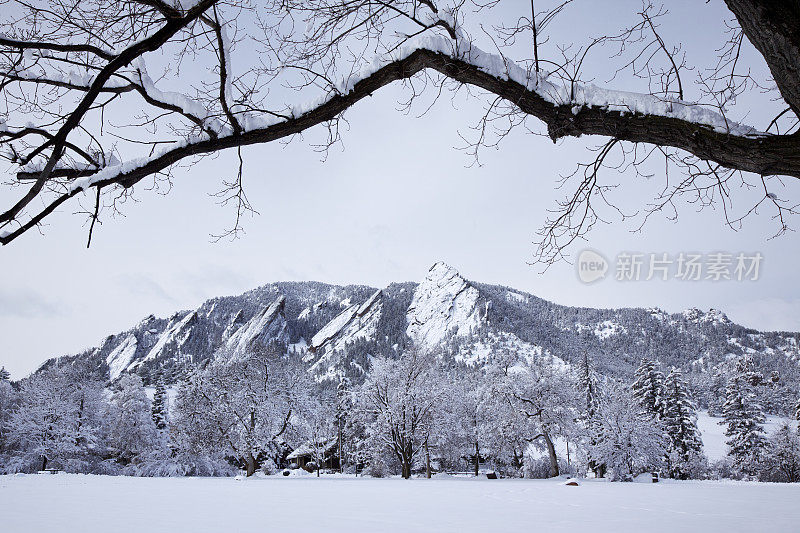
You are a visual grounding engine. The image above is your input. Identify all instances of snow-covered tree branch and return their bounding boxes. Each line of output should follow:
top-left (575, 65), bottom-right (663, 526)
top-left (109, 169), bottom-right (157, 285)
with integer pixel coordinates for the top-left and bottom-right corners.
top-left (2, 0), bottom-right (799, 258)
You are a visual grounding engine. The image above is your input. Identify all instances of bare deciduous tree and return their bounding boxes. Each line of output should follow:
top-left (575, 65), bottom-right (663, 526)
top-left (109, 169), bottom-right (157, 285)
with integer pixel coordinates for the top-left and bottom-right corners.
top-left (2, 0), bottom-right (799, 261)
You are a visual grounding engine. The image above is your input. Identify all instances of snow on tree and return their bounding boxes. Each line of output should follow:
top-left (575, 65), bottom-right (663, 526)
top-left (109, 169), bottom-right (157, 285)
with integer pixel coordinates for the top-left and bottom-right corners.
top-left (2, 2), bottom-right (800, 257)
top-left (0, 366), bottom-right (10, 381)
top-left (576, 351), bottom-right (605, 478)
top-left (500, 356), bottom-right (579, 478)
top-left (334, 377), bottom-right (350, 473)
top-left (172, 341), bottom-right (310, 476)
top-left (762, 422), bottom-right (800, 483)
top-left (151, 376), bottom-right (169, 432)
top-left (0, 377), bottom-right (16, 460)
top-left (301, 391), bottom-right (339, 477)
top-left (795, 396), bottom-right (800, 421)
top-left (442, 367), bottom-right (496, 477)
top-left (632, 359), bottom-right (666, 420)
top-left (590, 382), bottom-right (668, 482)
top-left (766, 423), bottom-right (800, 483)
top-left (662, 368), bottom-right (705, 479)
top-left (106, 374), bottom-right (159, 468)
top-left (5, 364), bottom-right (105, 472)
top-left (707, 368), bottom-right (728, 417)
top-left (354, 348), bottom-right (444, 479)
top-left (723, 374), bottom-right (767, 479)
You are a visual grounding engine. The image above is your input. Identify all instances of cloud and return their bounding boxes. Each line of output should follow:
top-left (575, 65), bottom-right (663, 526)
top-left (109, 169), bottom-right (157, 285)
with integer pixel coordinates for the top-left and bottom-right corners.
top-left (115, 273), bottom-right (177, 304)
top-left (174, 264), bottom-right (254, 301)
top-left (0, 288), bottom-right (66, 318)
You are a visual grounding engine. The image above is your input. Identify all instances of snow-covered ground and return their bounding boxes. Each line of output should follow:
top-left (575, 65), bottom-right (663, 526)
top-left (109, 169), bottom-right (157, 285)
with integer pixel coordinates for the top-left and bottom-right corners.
top-left (2, 474), bottom-right (799, 533)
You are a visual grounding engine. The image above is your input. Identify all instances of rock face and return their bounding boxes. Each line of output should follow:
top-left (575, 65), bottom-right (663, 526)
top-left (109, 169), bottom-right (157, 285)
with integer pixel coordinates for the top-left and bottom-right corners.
top-left (406, 262), bottom-right (485, 351)
top-left (306, 290), bottom-right (383, 380)
top-left (106, 334), bottom-right (138, 381)
top-left (36, 263), bottom-right (800, 398)
top-left (310, 290), bottom-right (382, 353)
top-left (223, 296), bottom-right (288, 360)
top-left (129, 310), bottom-right (203, 372)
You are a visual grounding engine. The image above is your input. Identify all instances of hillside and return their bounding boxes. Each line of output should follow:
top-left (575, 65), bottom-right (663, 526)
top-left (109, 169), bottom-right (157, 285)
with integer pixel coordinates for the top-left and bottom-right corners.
top-left (41, 262), bottom-right (800, 414)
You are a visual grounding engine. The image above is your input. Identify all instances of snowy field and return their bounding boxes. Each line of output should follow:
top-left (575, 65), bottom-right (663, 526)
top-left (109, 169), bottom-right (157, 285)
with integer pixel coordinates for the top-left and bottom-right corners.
top-left (2, 474), bottom-right (800, 533)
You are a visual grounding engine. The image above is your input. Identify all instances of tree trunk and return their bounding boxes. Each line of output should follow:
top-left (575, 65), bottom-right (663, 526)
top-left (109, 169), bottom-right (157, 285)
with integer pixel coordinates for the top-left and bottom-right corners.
top-left (512, 448), bottom-right (522, 472)
top-left (474, 441), bottom-right (480, 476)
top-left (543, 432), bottom-right (559, 478)
top-left (245, 453), bottom-right (256, 477)
top-left (425, 439), bottom-right (432, 479)
top-left (401, 458), bottom-right (411, 479)
top-left (725, 0), bottom-right (800, 116)
top-left (338, 422), bottom-right (344, 474)
top-left (41, 455), bottom-right (47, 472)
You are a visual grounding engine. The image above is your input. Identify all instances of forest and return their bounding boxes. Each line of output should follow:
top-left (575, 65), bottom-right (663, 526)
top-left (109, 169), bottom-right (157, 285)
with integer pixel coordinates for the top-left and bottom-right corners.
top-left (1, 344), bottom-right (798, 483)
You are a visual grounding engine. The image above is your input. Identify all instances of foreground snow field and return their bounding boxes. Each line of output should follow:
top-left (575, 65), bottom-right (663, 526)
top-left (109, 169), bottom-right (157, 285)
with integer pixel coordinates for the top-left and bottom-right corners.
top-left (2, 474), bottom-right (799, 533)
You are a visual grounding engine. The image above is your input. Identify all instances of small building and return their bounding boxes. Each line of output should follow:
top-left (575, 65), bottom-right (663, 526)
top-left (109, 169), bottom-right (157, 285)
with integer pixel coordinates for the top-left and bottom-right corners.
top-left (287, 438), bottom-right (340, 471)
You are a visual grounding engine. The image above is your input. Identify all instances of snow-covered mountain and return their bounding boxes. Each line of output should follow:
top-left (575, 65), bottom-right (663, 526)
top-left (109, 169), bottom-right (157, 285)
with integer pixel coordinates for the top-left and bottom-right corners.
top-left (407, 262), bottom-right (487, 351)
top-left (39, 262), bottom-right (800, 411)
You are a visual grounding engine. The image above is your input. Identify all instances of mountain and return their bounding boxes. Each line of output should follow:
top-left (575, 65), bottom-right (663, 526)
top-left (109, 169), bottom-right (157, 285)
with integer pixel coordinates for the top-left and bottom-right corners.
top-left (38, 262), bottom-right (800, 413)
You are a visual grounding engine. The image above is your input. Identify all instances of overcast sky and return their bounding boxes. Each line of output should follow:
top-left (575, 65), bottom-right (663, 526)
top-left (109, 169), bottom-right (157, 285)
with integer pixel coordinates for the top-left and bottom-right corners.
top-left (2, 1), bottom-right (800, 378)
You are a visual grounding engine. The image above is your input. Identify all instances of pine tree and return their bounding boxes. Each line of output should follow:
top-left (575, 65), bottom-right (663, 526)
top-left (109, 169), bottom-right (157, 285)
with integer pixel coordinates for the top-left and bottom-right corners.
top-left (577, 352), bottom-right (605, 477)
top-left (632, 359), bottom-right (665, 419)
top-left (151, 377), bottom-right (168, 431)
top-left (0, 366), bottom-right (10, 381)
top-left (663, 368), bottom-right (703, 479)
top-left (723, 375), bottom-right (767, 478)
top-left (578, 352), bottom-right (600, 418)
top-left (707, 368), bottom-right (727, 417)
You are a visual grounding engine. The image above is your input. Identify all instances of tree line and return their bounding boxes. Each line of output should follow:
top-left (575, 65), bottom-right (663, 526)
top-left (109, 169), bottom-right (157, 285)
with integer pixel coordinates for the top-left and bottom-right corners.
top-left (0, 348), bottom-right (798, 482)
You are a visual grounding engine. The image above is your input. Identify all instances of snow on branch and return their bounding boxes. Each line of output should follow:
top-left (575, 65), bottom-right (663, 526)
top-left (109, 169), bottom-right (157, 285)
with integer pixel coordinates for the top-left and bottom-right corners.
top-left (66, 34), bottom-right (768, 196)
top-left (2, 0), bottom-right (800, 247)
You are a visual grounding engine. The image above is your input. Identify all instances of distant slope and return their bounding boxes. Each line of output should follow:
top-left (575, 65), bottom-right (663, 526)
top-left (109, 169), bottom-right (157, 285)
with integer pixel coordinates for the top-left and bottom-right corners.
top-left (38, 263), bottom-right (800, 414)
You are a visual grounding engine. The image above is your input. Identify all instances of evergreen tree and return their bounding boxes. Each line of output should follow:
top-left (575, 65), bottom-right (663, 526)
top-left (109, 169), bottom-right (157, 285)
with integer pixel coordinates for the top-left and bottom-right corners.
top-left (632, 359), bottom-right (665, 419)
top-left (663, 368), bottom-right (703, 479)
top-left (707, 368), bottom-right (727, 417)
top-left (577, 352), bottom-right (605, 477)
top-left (0, 366), bottom-right (10, 381)
top-left (723, 375), bottom-right (767, 478)
top-left (151, 377), bottom-right (168, 432)
top-left (578, 352), bottom-right (600, 418)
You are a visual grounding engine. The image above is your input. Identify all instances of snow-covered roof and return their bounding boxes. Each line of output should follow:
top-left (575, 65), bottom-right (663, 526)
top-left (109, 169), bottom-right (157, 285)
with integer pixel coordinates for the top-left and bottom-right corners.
top-left (287, 438), bottom-right (338, 460)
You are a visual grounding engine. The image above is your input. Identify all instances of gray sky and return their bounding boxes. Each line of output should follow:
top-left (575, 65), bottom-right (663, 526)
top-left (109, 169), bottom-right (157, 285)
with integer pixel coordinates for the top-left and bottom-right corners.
top-left (2, 1), bottom-right (800, 378)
